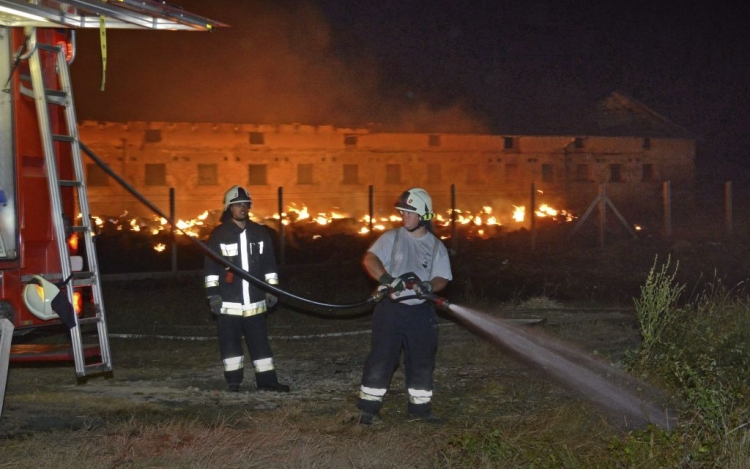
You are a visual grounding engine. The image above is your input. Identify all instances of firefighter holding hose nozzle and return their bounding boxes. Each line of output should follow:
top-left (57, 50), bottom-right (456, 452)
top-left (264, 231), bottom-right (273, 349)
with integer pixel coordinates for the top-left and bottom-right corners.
top-left (357, 188), bottom-right (453, 425)
top-left (204, 185), bottom-right (290, 393)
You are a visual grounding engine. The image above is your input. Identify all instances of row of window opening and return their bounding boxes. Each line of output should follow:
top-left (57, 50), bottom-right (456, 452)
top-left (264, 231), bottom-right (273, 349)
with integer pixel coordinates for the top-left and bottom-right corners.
top-left (87, 163), bottom-right (658, 187)
top-left (142, 130), bottom-right (649, 150)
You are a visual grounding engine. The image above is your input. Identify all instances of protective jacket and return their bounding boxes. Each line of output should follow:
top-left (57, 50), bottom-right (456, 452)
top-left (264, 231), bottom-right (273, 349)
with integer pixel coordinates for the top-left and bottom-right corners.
top-left (204, 216), bottom-right (283, 391)
top-left (204, 219), bottom-right (278, 315)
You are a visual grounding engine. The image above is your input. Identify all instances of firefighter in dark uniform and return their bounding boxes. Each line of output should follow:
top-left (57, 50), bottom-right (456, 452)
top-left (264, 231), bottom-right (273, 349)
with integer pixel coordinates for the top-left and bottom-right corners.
top-left (357, 188), bottom-right (453, 424)
top-left (204, 185), bottom-right (289, 393)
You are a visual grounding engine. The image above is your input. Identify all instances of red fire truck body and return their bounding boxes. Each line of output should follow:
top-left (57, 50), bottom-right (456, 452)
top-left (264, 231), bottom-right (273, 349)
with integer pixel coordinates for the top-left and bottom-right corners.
top-left (1, 27), bottom-right (71, 333)
top-left (0, 0), bottom-right (224, 417)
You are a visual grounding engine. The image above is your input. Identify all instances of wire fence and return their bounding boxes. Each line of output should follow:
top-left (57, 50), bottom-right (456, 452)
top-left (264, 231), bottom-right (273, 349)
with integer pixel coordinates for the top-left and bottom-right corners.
top-left (88, 180), bottom-right (748, 261)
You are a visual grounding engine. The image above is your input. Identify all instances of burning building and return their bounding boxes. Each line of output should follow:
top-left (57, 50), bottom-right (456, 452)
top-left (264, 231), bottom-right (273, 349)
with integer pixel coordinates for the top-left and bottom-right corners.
top-left (78, 92), bottom-right (694, 230)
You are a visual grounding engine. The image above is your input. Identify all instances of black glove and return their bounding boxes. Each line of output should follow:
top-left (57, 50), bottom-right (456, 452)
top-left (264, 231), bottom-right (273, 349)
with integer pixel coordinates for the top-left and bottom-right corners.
top-left (208, 295), bottom-right (222, 315)
top-left (379, 273), bottom-right (405, 292)
top-left (415, 280), bottom-right (433, 298)
top-left (266, 293), bottom-right (278, 309)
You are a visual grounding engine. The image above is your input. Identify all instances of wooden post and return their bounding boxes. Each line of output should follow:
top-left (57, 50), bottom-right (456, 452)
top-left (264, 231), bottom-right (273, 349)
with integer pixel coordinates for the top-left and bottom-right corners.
top-left (598, 184), bottom-right (606, 248)
top-left (277, 186), bottom-right (285, 266)
top-left (451, 184), bottom-right (457, 251)
top-left (368, 185), bottom-right (374, 235)
top-left (662, 181), bottom-right (672, 239)
top-left (725, 181), bottom-right (733, 235)
top-left (170, 187), bottom-right (176, 272)
top-left (530, 183), bottom-right (537, 251)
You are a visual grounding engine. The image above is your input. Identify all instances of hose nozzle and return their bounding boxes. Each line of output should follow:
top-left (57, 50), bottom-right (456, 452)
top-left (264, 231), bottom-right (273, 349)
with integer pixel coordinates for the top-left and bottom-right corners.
top-left (419, 292), bottom-right (452, 312)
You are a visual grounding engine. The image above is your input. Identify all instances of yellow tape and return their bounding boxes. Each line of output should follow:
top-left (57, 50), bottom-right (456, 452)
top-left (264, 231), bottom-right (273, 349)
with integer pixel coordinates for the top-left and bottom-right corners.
top-left (99, 15), bottom-right (107, 91)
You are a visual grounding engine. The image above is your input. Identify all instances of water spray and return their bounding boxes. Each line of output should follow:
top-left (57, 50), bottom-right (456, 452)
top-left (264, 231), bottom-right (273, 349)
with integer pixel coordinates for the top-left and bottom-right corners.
top-left (415, 288), bottom-right (675, 430)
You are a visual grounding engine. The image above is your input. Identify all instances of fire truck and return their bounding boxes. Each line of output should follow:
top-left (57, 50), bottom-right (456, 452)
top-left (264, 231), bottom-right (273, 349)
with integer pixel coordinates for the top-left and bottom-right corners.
top-left (0, 0), bottom-right (224, 417)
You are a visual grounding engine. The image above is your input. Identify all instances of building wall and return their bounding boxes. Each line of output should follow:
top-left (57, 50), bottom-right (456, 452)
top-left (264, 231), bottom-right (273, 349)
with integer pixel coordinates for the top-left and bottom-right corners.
top-left (79, 121), bottom-right (695, 224)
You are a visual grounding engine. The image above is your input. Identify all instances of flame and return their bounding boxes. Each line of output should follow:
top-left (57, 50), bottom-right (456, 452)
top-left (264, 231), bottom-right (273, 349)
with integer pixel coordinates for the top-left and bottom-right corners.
top-left (67, 234), bottom-right (78, 252)
top-left (90, 200), bottom-right (575, 248)
top-left (536, 204), bottom-right (558, 217)
top-left (73, 291), bottom-right (83, 314)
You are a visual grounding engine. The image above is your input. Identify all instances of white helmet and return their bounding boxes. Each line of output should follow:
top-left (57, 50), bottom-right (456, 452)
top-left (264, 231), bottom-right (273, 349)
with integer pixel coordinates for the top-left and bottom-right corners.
top-left (223, 185), bottom-right (252, 210)
top-left (395, 187), bottom-right (435, 221)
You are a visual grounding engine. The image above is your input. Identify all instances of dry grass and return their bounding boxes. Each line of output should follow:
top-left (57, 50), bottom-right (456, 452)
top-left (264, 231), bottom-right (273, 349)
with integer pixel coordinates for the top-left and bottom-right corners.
top-left (1, 406), bottom-right (466, 468)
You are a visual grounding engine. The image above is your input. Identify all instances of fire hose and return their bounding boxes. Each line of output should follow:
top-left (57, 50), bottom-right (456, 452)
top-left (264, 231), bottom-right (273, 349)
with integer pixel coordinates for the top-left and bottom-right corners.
top-left (80, 143), bottom-right (388, 313)
top-left (70, 154), bottom-right (675, 429)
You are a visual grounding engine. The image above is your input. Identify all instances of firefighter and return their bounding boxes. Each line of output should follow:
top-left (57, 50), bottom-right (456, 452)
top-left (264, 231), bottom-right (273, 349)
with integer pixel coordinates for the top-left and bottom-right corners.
top-left (357, 188), bottom-right (453, 424)
top-left (204, 185), bottom-right (290, 393)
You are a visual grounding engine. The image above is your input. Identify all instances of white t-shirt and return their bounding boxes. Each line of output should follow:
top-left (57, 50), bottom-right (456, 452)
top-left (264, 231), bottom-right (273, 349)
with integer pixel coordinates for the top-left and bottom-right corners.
top-left (368, 227), bottom-right (453, 305)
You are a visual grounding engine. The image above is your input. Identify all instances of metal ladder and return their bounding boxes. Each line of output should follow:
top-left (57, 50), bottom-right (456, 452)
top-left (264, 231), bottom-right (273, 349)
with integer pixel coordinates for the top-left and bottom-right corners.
top-left (24, 28), bottom-right (112, 377)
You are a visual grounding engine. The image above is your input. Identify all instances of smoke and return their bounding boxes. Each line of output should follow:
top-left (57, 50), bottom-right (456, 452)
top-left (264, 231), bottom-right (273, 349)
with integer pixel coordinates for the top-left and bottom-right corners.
top-left (70, 0), bottom-right (487, 133)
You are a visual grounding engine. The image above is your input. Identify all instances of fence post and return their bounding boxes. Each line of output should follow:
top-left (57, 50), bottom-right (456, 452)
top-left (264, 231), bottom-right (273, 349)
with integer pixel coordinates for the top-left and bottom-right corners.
top-left (598, 184), bottom-right (606, 248)
top-left (662, 181), bottom-right (672, 239)
top-left (368, 185), bottom-right (374, 235)
top-left (170, 187), bottom-right (176, 272)
top-left (450, 184), bottom-right (457, 252)
top-left (530, 182), bottom-right (537, 251)
top-left (725, 181), bottom-right (733, 235)
top-left (277, 186), bottom-right (285, 266)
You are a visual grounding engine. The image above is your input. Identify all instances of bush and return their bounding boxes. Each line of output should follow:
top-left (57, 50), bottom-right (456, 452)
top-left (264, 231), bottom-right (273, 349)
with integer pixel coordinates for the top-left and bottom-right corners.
top-left (628, 259), bottom-right (750, 465)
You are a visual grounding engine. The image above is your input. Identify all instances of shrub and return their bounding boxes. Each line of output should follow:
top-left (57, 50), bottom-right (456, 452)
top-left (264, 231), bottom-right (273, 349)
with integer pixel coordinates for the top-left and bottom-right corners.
top-left (628, 258), bottom-right (750, 465)
top-left (632, 255), bottom-right (684, 365)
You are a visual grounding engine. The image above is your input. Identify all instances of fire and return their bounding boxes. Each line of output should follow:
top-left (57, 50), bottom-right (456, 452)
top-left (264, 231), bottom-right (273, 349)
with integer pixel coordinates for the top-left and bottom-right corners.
top-left (536, 204), bottom-right (558, 217)
top-left (88, 200), bottom-right (576, 248)
top-left (173, 211), bottom-right (209, 237)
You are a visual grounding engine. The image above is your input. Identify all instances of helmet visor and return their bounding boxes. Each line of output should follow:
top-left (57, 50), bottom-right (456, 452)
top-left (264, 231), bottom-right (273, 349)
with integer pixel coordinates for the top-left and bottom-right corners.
top-left (395, 191), bottom-right (419, 214)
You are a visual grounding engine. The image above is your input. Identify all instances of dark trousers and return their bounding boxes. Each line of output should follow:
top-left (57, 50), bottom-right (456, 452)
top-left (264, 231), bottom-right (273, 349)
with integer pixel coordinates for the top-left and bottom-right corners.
top-left (359, 300), bottom-right (438, 415)
top-left (217, 313), bottom-right (278, 387)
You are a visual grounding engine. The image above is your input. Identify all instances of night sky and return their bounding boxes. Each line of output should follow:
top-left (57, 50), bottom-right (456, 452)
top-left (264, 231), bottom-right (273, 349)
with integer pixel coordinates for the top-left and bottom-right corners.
top-left (70, 1), bottom-right (750, 184)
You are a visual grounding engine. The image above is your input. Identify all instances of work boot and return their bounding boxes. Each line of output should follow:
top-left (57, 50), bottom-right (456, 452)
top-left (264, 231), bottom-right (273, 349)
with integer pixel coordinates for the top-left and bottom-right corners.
top-left (258, 382), bottom-right (290, 392)
top-left (408, 412), bottom-right (444, 425)
top-left (358, 410), bottom-right (382, 425)
top-left (227, 383), bottom-right (241, 393)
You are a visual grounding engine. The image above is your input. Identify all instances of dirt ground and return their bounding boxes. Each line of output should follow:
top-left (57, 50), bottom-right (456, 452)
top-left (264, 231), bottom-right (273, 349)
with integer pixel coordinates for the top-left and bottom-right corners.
top-left (1, 229), bottom-right (748, 464)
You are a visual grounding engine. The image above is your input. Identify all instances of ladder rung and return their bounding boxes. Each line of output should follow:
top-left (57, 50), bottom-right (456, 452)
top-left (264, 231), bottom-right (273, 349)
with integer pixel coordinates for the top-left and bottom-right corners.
top-left (59, 180), bottom-right (82, 187)
top-left (70, 226), bottom-right (90, 233)
top-left (53, 134), bottom-right (76, 142)
top-left (72, 278), bottom-right (94, 287)
top-left (45, 90), bottom-right (69, 106)
top-left (19, 83), bottom-right (33, 99)
top-left (45, 89), bottom-right (66, 98)
top-left (71, 271), bottom-right (96, 287)
top-left (36, 43), bottom-right (62, 53)
top-left (78, 362), bottom-right (113, 377)
top-left (77, 317), bottom-right (102, 326)
top-left (72, 271), bottom-right (95, 279)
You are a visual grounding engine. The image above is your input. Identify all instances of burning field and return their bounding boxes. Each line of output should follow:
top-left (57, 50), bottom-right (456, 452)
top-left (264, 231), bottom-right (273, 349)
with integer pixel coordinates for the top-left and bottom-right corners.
top-left (2, 215), bottom-right (750, 466)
